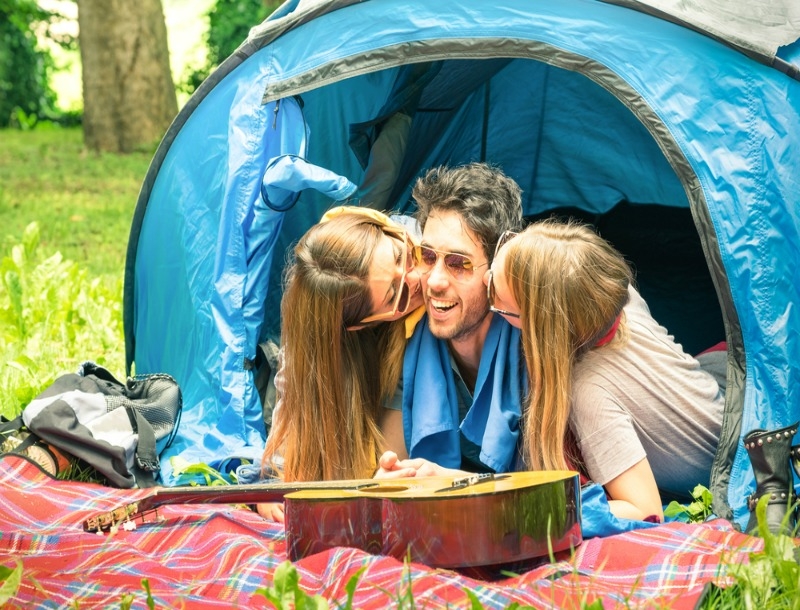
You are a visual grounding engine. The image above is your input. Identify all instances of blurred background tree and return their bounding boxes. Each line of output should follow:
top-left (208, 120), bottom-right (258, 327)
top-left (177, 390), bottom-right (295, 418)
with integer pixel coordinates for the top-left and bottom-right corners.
top-left (76, 0), bottom-right (178, 153)
top-left (1, 0), bottom-right (281, 140)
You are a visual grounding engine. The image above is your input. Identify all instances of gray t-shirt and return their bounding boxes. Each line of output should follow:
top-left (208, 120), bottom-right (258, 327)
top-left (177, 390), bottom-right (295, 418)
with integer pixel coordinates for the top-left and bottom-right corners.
top-left (569, 286), bottom-right (725, 500)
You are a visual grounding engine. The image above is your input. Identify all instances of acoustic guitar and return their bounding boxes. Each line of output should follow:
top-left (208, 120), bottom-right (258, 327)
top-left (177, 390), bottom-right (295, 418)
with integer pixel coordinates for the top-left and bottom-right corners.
top-left (83, 471), bottom-right (582, 570)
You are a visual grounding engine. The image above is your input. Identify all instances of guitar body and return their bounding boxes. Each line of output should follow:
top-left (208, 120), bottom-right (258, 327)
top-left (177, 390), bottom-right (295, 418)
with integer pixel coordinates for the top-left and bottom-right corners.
top-left (284, 471), bottom-right (581, 569)
top-left (83, 471), bottom-right (581, 570)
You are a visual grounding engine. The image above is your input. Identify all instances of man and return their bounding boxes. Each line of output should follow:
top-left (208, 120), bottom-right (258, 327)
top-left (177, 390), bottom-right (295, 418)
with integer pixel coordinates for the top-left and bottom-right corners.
top-left (381, 162), bottom-right (525, 475)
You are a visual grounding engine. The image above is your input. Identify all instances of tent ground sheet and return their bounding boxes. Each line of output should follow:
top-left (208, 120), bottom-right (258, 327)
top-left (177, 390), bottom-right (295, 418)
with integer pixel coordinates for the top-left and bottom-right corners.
top-left (0, 455), bottom-right (762, 609)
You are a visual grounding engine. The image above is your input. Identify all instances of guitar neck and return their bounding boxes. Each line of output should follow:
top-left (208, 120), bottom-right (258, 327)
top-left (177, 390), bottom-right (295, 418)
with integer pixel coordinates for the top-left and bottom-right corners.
top-left (83, 479), bottom-right (379, 532)
top-left (136, 479), bottom-right (376, 513)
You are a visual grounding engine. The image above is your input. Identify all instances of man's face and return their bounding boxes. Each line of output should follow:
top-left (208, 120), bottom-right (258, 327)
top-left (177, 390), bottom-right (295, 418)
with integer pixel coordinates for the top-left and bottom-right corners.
top-left (420, 210), bottom-right (491, 342)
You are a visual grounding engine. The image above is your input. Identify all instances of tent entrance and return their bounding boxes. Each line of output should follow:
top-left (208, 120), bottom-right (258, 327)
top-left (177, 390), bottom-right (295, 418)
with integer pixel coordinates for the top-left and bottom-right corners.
top-left (263, 55), bottom-right (730, 358)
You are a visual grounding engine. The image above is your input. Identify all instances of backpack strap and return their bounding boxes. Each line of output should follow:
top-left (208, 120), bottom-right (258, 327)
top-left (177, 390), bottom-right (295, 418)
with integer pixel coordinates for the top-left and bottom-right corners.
top-left (0, 415), bottom-right (25, 441)
top-left (0, 421), bottom-right (62, 476)
top-left (127, 407), bottom-right (159, 487)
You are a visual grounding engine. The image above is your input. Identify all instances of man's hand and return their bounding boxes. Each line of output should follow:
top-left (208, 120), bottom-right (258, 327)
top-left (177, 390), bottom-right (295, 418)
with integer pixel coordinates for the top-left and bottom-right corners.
top-left (374, 451), bottom-right (467, 478)
top-left (374, 451), bottom-right (418, 478)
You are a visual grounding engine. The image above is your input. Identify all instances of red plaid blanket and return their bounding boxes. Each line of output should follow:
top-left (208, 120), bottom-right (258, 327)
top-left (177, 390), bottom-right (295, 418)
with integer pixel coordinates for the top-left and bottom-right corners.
top-left (0, 455), bottom-right (761, 609)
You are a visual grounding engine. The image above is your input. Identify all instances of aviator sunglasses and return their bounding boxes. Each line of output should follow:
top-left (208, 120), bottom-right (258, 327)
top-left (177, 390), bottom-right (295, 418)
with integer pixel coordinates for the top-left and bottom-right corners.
top-left (356, 227), bottom-right (417, 325)
top-left (414, 245), bottom-right (487, 281)
top-left (487, 230), bottom-right (520, 318)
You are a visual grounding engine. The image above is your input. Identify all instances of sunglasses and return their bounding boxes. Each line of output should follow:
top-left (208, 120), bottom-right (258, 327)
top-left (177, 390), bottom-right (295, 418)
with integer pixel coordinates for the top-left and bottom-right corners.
top-left (487, 230), bottom-right (520, 318)
top-left (357, 228), bottom-right (416, 325)
top-left (414, 245), bottom-right (487, 282)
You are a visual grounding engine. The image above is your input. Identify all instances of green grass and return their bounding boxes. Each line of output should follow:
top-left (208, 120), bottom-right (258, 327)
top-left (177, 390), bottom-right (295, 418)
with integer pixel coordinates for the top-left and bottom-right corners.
top-left (0, 126), bottom-right (153, 282)
top-left (0, 127), bottom-right (146, 418)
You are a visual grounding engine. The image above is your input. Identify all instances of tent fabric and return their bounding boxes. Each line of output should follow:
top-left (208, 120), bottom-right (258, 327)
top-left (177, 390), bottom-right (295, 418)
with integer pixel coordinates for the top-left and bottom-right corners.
top-left (603, 0), bottom-right (800, 65)
top-left (254, 0), bottom-right (800, 65)
top-left (124, 0), bottom-right (800, 530)
top-left (0, 455), bottom-right (765, 609)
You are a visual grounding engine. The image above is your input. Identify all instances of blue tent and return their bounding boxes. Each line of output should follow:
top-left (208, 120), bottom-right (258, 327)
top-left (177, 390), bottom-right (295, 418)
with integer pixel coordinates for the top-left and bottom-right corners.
top-left (125, 0), bottom-right (800, 528)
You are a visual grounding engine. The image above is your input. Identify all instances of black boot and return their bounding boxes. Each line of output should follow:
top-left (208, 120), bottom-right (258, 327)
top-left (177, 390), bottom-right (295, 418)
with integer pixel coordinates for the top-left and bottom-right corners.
top-left (743, 422), bottom-right (798, 536)
top-left (791, 444), bottom-right (800, 480)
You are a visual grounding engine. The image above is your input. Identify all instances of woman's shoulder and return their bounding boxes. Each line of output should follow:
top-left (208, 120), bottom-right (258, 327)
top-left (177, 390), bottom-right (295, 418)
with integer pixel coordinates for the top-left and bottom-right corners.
top-left (623, 284), bottom-right (650, 317)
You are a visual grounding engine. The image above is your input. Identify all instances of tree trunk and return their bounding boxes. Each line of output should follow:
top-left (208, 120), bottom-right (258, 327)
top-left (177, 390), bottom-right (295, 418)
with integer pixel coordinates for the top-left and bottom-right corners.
top-left (77, 0), bottom-right (178, 153)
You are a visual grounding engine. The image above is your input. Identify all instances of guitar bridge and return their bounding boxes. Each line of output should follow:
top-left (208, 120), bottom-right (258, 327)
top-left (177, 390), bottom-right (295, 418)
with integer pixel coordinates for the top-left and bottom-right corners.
top-left (435, 472), bottom-right (506, 493)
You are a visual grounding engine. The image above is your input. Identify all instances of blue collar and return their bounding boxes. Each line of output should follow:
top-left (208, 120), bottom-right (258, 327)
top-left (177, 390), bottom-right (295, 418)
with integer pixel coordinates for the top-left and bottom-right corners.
top-left (401, 314), bottom-right (523, 472)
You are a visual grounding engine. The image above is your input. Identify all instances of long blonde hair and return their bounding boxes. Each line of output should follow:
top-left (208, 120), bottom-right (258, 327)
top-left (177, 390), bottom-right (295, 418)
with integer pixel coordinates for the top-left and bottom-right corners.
top-left (264, 212), bottom-right (406, 481)
top-left (503, 219), bottom-right (632, 471)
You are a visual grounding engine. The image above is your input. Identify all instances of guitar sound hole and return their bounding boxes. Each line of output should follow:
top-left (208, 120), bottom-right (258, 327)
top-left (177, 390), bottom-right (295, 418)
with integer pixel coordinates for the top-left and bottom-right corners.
top-left (358, 485), bottom-right (409, 493)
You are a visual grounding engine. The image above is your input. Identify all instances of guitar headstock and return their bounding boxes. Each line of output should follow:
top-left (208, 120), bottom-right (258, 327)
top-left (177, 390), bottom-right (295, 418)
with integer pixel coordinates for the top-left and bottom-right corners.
top-left (83, 501), bottom-right (142, 533)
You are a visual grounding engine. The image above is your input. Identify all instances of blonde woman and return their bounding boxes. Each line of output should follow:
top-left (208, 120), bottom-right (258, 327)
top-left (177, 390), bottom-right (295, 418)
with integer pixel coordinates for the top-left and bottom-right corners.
top-left (486, 219), bottom-right (725, 521)
top-left (258, 207), bottom-right (424, 521)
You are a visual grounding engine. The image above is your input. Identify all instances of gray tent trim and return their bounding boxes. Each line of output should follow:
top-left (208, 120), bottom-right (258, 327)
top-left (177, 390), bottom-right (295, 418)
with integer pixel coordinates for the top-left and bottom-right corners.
top-left (603, 0), bottom-right (800, 63)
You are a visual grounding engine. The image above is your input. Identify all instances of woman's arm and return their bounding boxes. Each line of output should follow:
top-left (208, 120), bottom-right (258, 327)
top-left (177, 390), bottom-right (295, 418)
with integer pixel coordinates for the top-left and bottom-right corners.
top-left (379, 408), bottom-right (408, 460)
top-left (603, 458), bottom-right (664, 522)
top-left (258, 347), bottom-right (286, 522)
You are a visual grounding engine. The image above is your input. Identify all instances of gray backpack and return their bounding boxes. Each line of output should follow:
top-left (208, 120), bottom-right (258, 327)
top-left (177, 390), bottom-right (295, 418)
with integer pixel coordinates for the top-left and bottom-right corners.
top-left (0, 362), bottom-right (182, 488)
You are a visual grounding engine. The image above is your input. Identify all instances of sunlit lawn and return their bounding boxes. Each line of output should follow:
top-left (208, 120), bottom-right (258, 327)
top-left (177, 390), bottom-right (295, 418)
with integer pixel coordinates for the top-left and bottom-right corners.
top-left (0, 126), bottom-right (148, 417)
top-left (0, 126), bottom-right (153, 283)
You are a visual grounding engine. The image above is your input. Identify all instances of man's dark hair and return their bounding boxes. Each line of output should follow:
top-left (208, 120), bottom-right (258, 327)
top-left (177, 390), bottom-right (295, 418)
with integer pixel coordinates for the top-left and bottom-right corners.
top-left (412, 162), bottom-right (524, 261)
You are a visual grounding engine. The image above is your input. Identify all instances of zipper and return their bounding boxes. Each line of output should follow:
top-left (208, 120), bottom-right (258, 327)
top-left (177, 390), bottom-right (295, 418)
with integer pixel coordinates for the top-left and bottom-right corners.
top-left (272, 99), bottom-right (281, 129)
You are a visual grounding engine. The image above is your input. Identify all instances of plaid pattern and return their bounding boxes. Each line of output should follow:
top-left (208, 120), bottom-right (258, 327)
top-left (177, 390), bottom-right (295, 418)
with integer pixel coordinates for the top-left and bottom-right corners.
top-left (0, 455), bottom-right (761, 609)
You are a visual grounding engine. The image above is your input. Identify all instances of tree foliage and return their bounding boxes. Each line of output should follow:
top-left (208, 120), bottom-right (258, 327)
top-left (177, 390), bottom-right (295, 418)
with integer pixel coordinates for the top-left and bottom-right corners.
top-left (0, 0), bottom-right (59, 127)
top-left (180, 0), bottom-right (281, 95)
top-left (207, 0), bottom-right (282, 64)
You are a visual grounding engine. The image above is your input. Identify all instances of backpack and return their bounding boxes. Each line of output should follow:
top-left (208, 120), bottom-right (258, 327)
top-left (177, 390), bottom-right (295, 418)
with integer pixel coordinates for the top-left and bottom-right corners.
top-left (0, 362), bottom-right (182, 488)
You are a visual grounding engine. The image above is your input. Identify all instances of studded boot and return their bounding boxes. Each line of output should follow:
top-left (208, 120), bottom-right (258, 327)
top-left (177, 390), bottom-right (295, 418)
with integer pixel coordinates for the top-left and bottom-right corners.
top-left (743, 422), bottom-right (798, 536)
